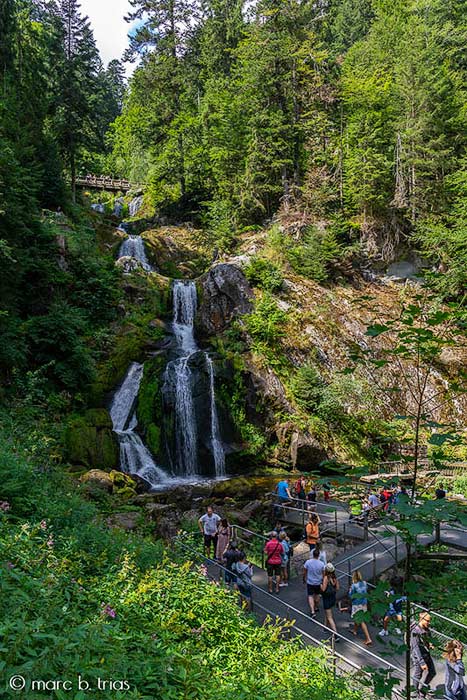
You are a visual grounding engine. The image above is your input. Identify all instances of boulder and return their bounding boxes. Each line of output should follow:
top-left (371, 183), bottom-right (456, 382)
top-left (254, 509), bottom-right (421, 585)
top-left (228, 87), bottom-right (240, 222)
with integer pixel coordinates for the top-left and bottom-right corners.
top-left (290, 431), bottom-right (328, 469)
top-left (197, 264), bottom-right (254, 337)
top-left (115, 256), bottom-right (145, 274)
top-left (80, 469), bottom-right (113, 493)
top-left (242, 500), bottom-right (263, 518)
top-left (106, 511), bottom-right (141, 531)
top-left (225, 509), bottom-right (251, 526)
top-left (65, 409), bottom-right (118, 470)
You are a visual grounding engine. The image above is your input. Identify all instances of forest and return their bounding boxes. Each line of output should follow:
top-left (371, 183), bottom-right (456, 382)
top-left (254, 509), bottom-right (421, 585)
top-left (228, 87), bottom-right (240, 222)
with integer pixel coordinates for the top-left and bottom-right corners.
top-left (0, 0), bottom-right (466, 699)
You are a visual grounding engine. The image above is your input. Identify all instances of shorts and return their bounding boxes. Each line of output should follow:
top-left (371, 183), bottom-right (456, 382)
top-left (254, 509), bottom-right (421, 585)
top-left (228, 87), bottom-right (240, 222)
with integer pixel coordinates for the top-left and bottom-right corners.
top-left (386, 609), bottom-right (402, 619)
top-left (237, 583), bottom-right (252, 598)
top-left (323, 594), bottom-right (336, 610)
top-left (224, 570), bottom-right (237, 585)
top-left (267, 563), bottom-right (281, 577)
top-left (307, 584), bottom-right (322, 596)
top-left (204, 534), bottom-right (218, 549)
top-left (351, 604), bottom-right (368, 618)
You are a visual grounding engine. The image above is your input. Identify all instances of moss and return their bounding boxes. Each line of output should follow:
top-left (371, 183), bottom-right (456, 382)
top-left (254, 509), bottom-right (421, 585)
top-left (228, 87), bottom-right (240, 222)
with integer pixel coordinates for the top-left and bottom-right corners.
top-left (136, 355), bottom-right (167, 459)
top-left (64, 410), bottom-right (118, 470)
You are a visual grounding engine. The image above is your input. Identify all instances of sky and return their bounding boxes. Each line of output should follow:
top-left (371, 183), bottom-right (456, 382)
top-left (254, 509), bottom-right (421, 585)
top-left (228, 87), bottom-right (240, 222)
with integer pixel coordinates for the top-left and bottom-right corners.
top-left (79, 0), bottom-right (137, 76)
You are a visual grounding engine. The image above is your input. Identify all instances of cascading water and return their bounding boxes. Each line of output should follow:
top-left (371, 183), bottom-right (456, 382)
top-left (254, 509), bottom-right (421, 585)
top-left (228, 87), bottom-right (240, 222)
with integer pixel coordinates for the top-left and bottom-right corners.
top-left (129, 195), bottom-right (143, 217)
top-left (118, 235), bottom-right (152, 271)
top-left (163, 280), bottom-right (225, 477)
top-left (110, 363), bottom-right (170, 487)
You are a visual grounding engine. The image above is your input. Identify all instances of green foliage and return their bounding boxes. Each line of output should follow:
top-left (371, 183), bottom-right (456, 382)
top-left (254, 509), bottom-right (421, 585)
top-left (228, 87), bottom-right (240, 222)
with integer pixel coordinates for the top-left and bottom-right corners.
top-left (0, 414), bottom-right (361, 700)
top-left (245, 256), bottom-right (284, 292)
top-left (244, 293), bottom-right (288, 347)
top-left (292, 364), bottom-right (325, 411)
top-left (287, 226), bottom-right (343, 283)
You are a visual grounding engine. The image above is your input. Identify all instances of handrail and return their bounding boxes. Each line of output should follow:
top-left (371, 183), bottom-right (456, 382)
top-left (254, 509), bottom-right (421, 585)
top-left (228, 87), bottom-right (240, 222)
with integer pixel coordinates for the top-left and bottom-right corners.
top-left (175, 534), bottom-right (405, 676)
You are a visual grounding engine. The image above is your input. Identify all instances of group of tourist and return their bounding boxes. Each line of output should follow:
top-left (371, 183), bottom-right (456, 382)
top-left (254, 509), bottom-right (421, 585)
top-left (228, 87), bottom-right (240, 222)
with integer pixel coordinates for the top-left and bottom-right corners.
top-left (275, 477), bottom-right (331, 512)
top-left (197, 499), bottom-right (465, 700)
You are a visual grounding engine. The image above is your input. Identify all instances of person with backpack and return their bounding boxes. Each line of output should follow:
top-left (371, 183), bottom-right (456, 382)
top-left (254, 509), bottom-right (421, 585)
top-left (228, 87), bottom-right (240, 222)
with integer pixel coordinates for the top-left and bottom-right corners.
top-left (349, 570), bottom-right (372, 646)
top-left (444, 640), bottom-right (465, 700)
top-left (411, 612), bottom-right (436, 699)
top-left (232, 553), bottom-right (253, 611)
top-left (378, 576), bottom-right (407, 637)
top-left (264, 531), bottom-right (284, 594)
top-left (222, 540), bottom-right (244, 587)
top-left (321, 563), bottom-right (340, 638)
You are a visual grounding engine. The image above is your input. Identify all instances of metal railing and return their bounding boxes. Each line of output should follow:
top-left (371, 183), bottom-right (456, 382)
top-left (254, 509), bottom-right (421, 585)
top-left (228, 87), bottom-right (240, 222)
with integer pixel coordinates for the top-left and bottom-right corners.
top-left (174, 534), bottom-right (409, 699)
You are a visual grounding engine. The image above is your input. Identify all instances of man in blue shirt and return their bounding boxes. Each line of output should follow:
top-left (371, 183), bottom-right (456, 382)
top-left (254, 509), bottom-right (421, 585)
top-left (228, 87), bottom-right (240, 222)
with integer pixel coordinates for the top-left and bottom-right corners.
top-left (275, 479), bottom-right (291, 503)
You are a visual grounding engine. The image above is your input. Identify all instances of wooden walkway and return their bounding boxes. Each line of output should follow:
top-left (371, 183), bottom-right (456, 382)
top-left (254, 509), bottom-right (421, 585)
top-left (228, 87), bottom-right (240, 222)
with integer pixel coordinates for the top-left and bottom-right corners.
top-left (76, 176), bottom-right (143, 192)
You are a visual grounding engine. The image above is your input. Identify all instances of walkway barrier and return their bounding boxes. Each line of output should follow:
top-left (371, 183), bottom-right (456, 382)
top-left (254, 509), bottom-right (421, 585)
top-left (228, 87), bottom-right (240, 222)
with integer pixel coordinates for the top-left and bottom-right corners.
top-left (174, 533), bottom-right (409, 700)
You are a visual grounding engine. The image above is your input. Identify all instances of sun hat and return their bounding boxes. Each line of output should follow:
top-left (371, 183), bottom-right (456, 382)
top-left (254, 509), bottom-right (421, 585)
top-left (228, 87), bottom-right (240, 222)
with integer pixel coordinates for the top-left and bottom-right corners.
top-left (325, 563), bottom-right (335, 573)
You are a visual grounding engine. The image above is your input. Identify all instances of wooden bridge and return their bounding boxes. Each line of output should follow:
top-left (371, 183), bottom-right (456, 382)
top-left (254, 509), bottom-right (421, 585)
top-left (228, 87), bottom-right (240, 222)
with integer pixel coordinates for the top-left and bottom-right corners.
top-left (76, 175), bottom-right (144, 192)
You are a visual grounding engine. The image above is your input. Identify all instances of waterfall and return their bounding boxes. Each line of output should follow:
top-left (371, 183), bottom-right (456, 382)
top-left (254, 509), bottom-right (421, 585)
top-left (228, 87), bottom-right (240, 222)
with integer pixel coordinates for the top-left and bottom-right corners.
top-left (129, 195), bottom-right (143, 217)
top-left (163, 280), bottom-right (225, 477)
top-left (110, 363), bottom-right (170, 488)
top-left (206, 355), bottom-right (226, 476)
top-left (118, 235), bottom-right (152, 272)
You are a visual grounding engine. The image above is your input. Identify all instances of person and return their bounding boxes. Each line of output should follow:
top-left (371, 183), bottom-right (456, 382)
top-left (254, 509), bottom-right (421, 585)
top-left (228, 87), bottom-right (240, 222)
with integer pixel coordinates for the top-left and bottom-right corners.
top-left (321, 563), bottom-right (340, 638)
top-left (349, 495), bottom-right (362, 521)
top-left (411, 612), bottom-right (436, 699)
top-left (305, 513), bottom-right (320, 550)
top-left (349, 570), bottom-right (372, 646)
top-left (368, 490), bottom-right (380, 518)
top-left (295, 475), bottom-right (307, 507)
top-left (222, 540), bottom-right (244, 587)
top-left (307, 483), bottom-right (317, 512)
top-left (279, 531), bottom-right (290, 587)
top-left (273, 521), bottom-right (287, 537)
top-left (315, 540), bottom-right (327, 566)
top-left (323, 482), bottom-right (331, 502)
top-left (303, 547), bottom-right (325, 618)
top-left (216, 518), bottom-right (231, 561)
top-left (275, 478), bottom-right (292, 503)
top-left (233, 553), bottom-right (253, 611)
top-left (444, 640), bottom-right (466, 700)
top-left (198, 506), bottom-right (221, 558)
top-left (378, 576), bottom-right (407, 637)
top-left (436, 483), bottom-right (447, 500)
top-left (264, 531), bottom-right (284, 594)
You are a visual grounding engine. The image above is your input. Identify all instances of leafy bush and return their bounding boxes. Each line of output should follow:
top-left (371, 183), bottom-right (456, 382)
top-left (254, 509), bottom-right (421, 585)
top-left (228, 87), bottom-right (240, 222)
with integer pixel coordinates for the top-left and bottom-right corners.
top-left (292, 364), bottom-right (326, 411)
top-left (287, 226), bottom-right (343, 283)
top-left (245, 256), bottom-right (283, 292)
top-left (244, 293), bottom-right (288, 346)
top-left (0, 419), bottom-right (360, 700)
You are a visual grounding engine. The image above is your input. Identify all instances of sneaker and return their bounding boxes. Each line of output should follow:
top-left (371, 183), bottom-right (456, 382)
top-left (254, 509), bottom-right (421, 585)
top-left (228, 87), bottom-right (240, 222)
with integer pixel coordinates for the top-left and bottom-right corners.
top-left (395, 628), bottom-right (402, 635)
top-left (378, 629), bottom-right (388, 637)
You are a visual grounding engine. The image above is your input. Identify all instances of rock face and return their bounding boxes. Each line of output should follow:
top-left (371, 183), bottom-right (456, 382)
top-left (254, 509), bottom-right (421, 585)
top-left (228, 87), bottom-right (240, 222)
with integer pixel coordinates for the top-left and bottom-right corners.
top-left (80, 469), bottom-right (114, 492)
top-left (197, 264), bottom-right (254, 337)
top-left (290, 431), bottom-right (328, 469)
top-left (65, 409), bottom-right (119, 470)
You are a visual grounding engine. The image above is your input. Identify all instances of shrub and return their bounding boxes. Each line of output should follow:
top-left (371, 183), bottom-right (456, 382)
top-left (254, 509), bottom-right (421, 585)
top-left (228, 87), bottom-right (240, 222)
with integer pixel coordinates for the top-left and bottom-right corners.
top-left (287, 226), bottom-right (343, 283)
top-left (245, 256), bottom-right (283, 292)
top-left (292, 364), bottom-right (325, 411)
top-left (244, 293), bottom-right (288, 346)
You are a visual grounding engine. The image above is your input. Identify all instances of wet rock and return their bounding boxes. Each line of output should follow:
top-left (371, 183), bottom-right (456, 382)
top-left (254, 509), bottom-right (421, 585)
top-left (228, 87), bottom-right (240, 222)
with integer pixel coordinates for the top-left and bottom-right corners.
top-left (197, 264), bottom-right (254, 337)
top-left (242, 500), bottom-right (263, 518)
top-left (115, 256), bottom-right (146, 274)
top-left (224, 509), bottom-right (250, 526)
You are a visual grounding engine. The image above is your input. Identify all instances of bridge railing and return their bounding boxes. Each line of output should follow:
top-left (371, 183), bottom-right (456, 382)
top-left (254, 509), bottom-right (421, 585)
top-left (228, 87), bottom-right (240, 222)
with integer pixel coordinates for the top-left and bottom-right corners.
top-left (174, 533), bottom-right (410, 699)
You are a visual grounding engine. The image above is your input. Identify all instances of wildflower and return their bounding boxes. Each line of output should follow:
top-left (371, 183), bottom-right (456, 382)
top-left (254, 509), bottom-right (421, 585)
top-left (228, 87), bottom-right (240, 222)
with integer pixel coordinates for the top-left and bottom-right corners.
top-left (102, 604), bottom-right (116, 619)
top-left (6, 562), bottom-right (15, 570)
top-left (46, 538), bottom-right (54, 548)
top-left (0, 501), bottom-right (11, 512)
top-left (199, 564), bottom-right (208, 577)
top-left (40, 520), bottom-right (47, 530)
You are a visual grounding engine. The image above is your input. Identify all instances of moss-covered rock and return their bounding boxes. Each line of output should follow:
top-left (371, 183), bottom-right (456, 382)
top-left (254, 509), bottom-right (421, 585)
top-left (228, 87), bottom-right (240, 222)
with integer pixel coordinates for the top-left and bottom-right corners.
top-left (64, 409), bottom-right (118, 470)
top-left (142, 227), bottom-right (210, 278)
top-left (136, 355), bottom-right (167, 460)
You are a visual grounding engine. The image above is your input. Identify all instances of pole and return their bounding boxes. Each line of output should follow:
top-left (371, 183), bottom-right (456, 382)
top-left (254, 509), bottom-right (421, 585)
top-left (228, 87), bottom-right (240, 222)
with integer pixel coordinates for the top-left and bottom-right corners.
top-left (372, 551), bottom-right (376, 583)
top-left (395, 534), bottom-right (398, 564)
top-left (334, 509), bottom-right (337, 533)
top-left (343, 523), bottom-right (347, 552)
top-left (347, 558), bottom-right (352, 588)
top-left (364, 511), bottom-right (368, 542)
